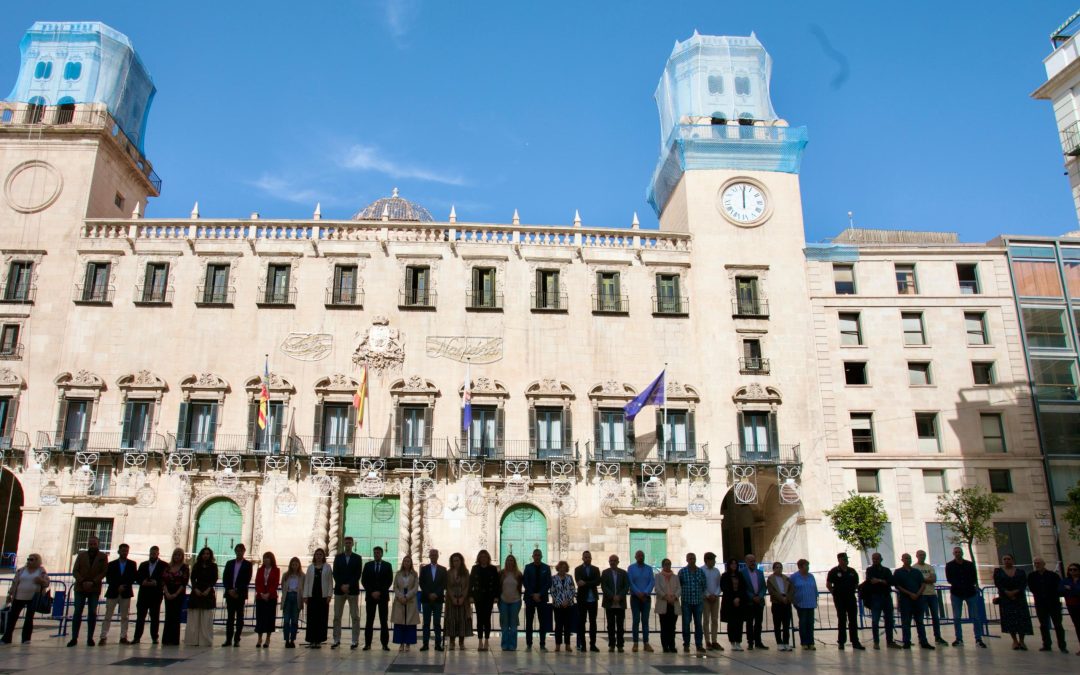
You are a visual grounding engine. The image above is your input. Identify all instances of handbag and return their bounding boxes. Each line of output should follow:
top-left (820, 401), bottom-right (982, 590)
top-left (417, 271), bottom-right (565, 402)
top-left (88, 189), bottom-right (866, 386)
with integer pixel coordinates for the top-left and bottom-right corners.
top-left (32, 591), bottom-right (52, 614)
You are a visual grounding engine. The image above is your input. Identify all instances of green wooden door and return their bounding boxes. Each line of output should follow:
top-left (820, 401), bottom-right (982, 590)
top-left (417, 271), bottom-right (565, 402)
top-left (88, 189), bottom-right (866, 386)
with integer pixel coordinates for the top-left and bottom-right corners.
top-left (344, 496), bottom-right (400, 569)
top-left (194, 499), bottom-right (242, 558)
top-left (629, 529), bottom-right (667, 571)
top-left (499, 504), bottom-right (547, 566)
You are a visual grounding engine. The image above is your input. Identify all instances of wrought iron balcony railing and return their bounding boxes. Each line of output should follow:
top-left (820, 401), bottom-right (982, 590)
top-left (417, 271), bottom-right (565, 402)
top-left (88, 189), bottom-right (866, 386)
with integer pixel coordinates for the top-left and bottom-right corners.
top-left (35, 431), bottom-right (169, 454)
top-left (739, 357), bottom-right (770, 374)
top-left (399, 289), bottom-right (437, 309)
top-left (0, 283), bottom-right (36, 304)
top-left (0, 343), bottom-right (23, 361)
top-left (585, 440), bottom-right (707, 463)
top-left (73, 284), bottom-right (114, 305)
top-left (195, 285), bottom-right (236, 306)
top-left (592, 294), bottom-right (629, 314)
top-left (731, 298), bottom-right (769, 318)
top-left (325, 287), bottom-right (364, 308)
top-left (290, 435), bottom-right (453, 459)
top-left (653, 295), bottom-right (689, 315)
top-left (134, 283), bottom-right (174, 305)
top-left (725, 443), bottom-right (801, 465)
top-left (256, 285), bottom-right (297, 307)
top-left (452, 439), bottom-right (578, 461)
top-left (466, 291), bottom-right (503, 311)
top-left (531, 291), bottom-right (568, 311)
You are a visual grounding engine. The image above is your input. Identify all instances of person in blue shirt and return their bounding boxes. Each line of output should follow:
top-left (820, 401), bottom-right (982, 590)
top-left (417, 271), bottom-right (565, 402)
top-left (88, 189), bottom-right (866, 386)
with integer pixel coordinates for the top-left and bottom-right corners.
top-left (522, 549), bottom-right (552, 651)
top-left (627, 550), bottom-right (655, 652)
top-left (789, 559), bottom-right (818, 649)
top-left (741, 554), bottom-right (768, 650)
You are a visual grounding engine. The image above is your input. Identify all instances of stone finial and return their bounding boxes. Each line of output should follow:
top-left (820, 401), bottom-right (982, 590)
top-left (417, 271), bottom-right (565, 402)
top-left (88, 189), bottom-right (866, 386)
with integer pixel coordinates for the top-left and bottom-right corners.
top-left (313, 202), bottom-right (322, 220)
top-left (449, 205), bottom-right (457, 224)
top-left (392, 187), bottom-right (399, 199)
top-left (381, 203), bottom-right (390, 222)
top-left (250, 212), bottom-right (260, 220)
top-left (573, 210), bottom-right (582, 227)
top-left (512, 209), bottom-right (520, 226)
top-left (190, 201), bottom-right (199, 219)
top-left (131, 201), bottom-right (142, 219)
top-left (631, 212), bottom-right (639, 229)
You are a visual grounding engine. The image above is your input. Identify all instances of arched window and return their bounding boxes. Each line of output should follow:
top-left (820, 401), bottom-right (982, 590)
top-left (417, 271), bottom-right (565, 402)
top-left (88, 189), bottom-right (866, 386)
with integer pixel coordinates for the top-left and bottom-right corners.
top-left (735, 76), bottom-right (751, 96)
top-left (63, 61), bottom-right (82, 81)
top-left (56, 97), bottom-right (75, 125)
top-left (707, 74), bottom-right (724, 95)
top-left (33, 61), bottom-right (52, 79)
top-left (25, 97), bottom-right (46, 124)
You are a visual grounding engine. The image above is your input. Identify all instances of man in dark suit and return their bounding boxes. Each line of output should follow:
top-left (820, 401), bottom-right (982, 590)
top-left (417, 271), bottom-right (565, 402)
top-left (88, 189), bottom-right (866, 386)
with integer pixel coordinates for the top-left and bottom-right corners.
top-left (68, 535), bottom-right (108, 646)
top-left (601, 554), bottom-right (630, 652)
top-left (574, 550), bottom-right (601, 652)
top-left (132, 545), bottom-right (165, 644)
top-left (523, 548), bottom-right (552, 650)
top-left (741, 553), bottom-right (769, 650)
top-left (99, 543), bottom-right (138, 644)
top-left (361, 546), bottom-right (393, 650)
top-left (419, 548), bottom-right (447, 651)
top-left (221, 543), bottom-right (253, 647)
top-left (332, 536), bottom-right (363, 649)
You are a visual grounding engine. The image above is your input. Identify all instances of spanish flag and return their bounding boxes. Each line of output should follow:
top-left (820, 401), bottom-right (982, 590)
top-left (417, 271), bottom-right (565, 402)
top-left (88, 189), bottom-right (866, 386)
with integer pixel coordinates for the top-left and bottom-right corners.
top-left (258, 356), bottom-right (270, 430)
top-left (354, 363), bottom-right (368, 429)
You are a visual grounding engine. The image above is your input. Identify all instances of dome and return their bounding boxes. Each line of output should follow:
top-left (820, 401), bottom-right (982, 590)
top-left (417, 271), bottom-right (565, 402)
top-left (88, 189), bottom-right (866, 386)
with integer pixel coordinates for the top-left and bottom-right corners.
top-left (352, 188), bottom-right (434, 222)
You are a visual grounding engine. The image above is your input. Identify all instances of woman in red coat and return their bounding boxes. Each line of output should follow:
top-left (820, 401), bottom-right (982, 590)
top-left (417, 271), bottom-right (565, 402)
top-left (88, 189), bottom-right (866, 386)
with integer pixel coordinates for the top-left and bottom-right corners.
top-left (254, 552), bottom-right (280, 648)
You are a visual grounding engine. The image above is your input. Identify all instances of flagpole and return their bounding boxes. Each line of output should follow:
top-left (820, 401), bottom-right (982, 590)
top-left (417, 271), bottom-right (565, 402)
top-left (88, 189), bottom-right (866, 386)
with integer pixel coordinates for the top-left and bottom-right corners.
top-left (263, 353), bottom-right (270, 454)
top-left (662, 361), bottom-right (668, 461)
top-left (465, 358), bottom-right (472, 458)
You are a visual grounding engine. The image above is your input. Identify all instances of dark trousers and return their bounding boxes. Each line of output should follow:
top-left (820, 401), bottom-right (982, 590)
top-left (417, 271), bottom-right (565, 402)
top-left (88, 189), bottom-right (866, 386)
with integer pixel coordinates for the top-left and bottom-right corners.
top-left (796, 607), bottom-right (815, 646)
top-left (71, 591), bottom-right (100, 641)
top-left (1, 598), bottom-right (34, 643)
top-left (772, 602), bottom-right (792, 646)
top-left (745, 600), bottom-right (764, 645)
top-left (474, 598), bottom-right (493, 640)
top-left (606, 607), bottom-right (625, 648)
top-left (421, 600), bottom-right (442, 647)
top-left (727, 608), bottom-right (744, 644)
top-left (659, 605), bottom-right (678, 652)
top-left (524, 599), bottom-right (547, 647)
top-left (898, 595), bottom-right (928, 646)
top-left (365, 598), bottom-right (389, 646)
top-left (868, 594), bottom-right (895, 644)
top-left (553, 606), bottom-right (574, 645)
top-left (833, 593), bottom-right (859, 645)
top-left (132, 592), bottom-right (163, 642)
top-left (1069, 603), bottom-right (1080, 644)
top-left (224, 594), bottom-right (245, 643)
top-left (577, 600), bottom-right (598, 648)
top-left (1036, 601), bottom-right (1067, 649)
top-left (162, 595), bottom-right (184, 645)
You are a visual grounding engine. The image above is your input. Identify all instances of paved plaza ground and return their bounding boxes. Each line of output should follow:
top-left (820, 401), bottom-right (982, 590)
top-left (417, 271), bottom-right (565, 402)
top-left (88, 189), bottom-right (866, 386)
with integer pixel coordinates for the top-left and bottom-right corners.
top-left (1, 638), bottom-right (1079, 675)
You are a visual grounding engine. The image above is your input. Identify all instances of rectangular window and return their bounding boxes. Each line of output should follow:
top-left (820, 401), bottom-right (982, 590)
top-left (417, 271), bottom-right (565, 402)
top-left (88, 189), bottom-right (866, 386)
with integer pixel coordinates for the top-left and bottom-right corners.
top-left (60, 398), bottom-right (91, 450)
top-left (988, 469), bottom-right (1013, 493)
top-left (965, 312), bottom-right (988, 345)
top-left (400, 405), bottom-right (428, 457)
top-left (404, 265), bottom-right (431, 306)
top-left (114, 192), bottom-right (125, 210)
top-left (597, 409), bottom-right (629, 459)
top-left (734, 276), bottom-right (761, 315)
top-left (923, 469), bottom-right (947, 494)
top-left (659, 409), bottom-right (694, 461)
top-left (902, 312), bottom-right (926, 345)
top-left (1066, 260), bottom-right (1080, 299)
top-left (850, 413), bottom-right (875, 453)
top-left (0, 324), bottom-right (19, 359)
top-left (332, 264), bottom-right (359, 305)
top-left (839, 312), bottom-right (862, 345)
top-left (596, 272), bottom-right (624, 312)
top-left (1049, 465), bottom-right (1080, 504)
top-left (739, 411), bottom-right (778, 457)
top-left (856, 469), bottom-right (880, 493)
top-left (656, 274), bottom-right (683, 313)
top-left (741, 339), bottom-right (766, 373)
top-left (321, 403), bottom-right (354, 456)
top-left (203, 264), bottom-right (230, 304)
top-left (1012, 258), bottom-right (1063, 298)
top-left (972, 361), bottom-right (996, 385)
top-left (957, 263), bottom-right (980, 294)
top-left (83, 262), bottom-right (111, 302)
top-left (895, 263), bottom-right (917, 294)
top-left (470, 267), bottom-right (498, 309)
top-left (1032, 359), bottom-right (1079, 401)
top-left (141, 262), bottom-right (170, 303)
top-left (844, 361), bottom-right (868, 385)
top-left (121, 399), bottom-right (153, 450)
top-left (1022, 307), bottom-right (1069, 348)
top-left (833, 263), bottom-right (856, 294)
top-left (88, 471), bottom-right (111, 497)
top-left (534, 407), bottom-right (565, 459)
top-left (1040, 410), bottom-right (1080, 455)
top-left (249, 400), bottom-right (284, 453)
top-left (908, 362), bottom-right (932, 386)
top-left (535, 270), bottom-right (562, 310)
top-left (994, 522), bottom-right (1032, 568)
top-left (926, 522), bottom-right (960, 567)
top-left (467, 406), bottom-right (499, 458)
top-left (0, 396), bottom-right (16, 442)
top-left (264, 264), bottom-right (291, 304)
top-left (4, 261), bottom-right (33, 302)
top-left (182, 401), bottom-right (218, 453)
top-left (981, 413), bottom-right (1006, 453)
top-left (73, 518), bottom-right (113, 555)
top-left (915, 412), bottom-right (940, 453)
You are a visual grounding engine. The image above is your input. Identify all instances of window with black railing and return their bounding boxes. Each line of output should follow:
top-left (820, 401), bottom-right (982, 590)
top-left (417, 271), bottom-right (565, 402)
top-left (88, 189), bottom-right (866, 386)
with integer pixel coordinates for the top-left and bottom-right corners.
top-left (0, 324), bottom-right (21, 360)
top-left (76, 261), bottom-right (113, 304)
top-left (327, 264), bottom-right (362, 307)
top-left (468, 267), bottom-right (501, 310)
top-left (657, 409), bottom-right (697, 462)
top-left (654, 273), bottom-right (687, 315)
top-left (532, 270), bottom-right (566, 311)
top-left (2, 261), bottom-right (35, 304)
top-left (121, 400), bottom-right (154, 451)
top-left (462, 406), bottom-right (502, 458)
top-left (733, 276), bottom-right (766, 316)
top-left (530, 407), bottom-right (572, 459)
top-left (175, 400), bottom-right (219, 453)
top-left (259, 264), bottom-right (295, 306)
top-left (740, 339), bottom-right (767, 373)
top-left (594, 271), bottom-right (627, 313)
top-left (593, 408), bottom-right (634, 460)
top-left (197, 263), bottom-right (233, 306)
top-left (401, 266), bottom-right (434, 308)
top-left (246, 401), bottom-right (285, 454)
top-left (136, 262), bottom-right (171, 304)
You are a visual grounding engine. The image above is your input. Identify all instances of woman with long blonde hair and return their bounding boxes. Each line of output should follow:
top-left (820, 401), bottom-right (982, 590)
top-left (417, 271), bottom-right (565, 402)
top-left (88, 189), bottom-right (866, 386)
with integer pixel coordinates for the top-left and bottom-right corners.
top-left (498, 554), bottom-right (523, 651)
top-left (391, 555), bottom-right (420, 651)
top-left (280, 557), bottom-right (304, 648)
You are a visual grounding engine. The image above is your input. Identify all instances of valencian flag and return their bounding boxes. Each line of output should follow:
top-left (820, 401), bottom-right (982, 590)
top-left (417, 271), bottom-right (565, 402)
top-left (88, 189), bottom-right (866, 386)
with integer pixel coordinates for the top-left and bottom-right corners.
top-left (462, 363), bottom-right (473, 430)
top-left (624, 369), bottom-right (665, 422)
top-left (354, 363), bottom-right (368, 429)
top-left (257, 356), bottom-right (270, 430)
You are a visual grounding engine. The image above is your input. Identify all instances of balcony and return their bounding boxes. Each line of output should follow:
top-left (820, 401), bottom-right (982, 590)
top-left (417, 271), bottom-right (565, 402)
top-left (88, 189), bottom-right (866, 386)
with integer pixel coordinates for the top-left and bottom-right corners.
top-left (399, 289), bottom-right (437, 310)
top-left (739, 357), bottom-right (770, 375)
top-left (593, 294), bottom-right (629, 314)
top-left (0, 431), bottom-right (31, 467)
top-left (256, 284), bottom-right (297, 307)
top-left (725, 443), bottom-right (801, 465)
top-left (731, 298), bottom-right (768, 318)
top-left (325, 287), bottom-right (364, 309)
top-left (453, 439), bottom-right (578, 461)
top-left (653, 295), bottom-right (689, 316)
top-left (170, 432), bottom-right (288, 455)
top-left (531, 291), bottom-right (568, 312)
top-left (1063, 121), bottom-right (1080, 157)
top-left (0, 343), bottom-right (22, 361)
top-left (291, 435), bottom-right (453, 460)
top-left (466, 291), bottom-right (503, 311)
top-left (73, 284), bottom-right (114, 305)
top-left (133, 283), bottom-right (174, 306)
top-left (35, 431), bottom-right (169, 454)
top-left (195, 285), bottom-right (236, 307)
top-left (586, 440), bottom-right (707, 463)
top-left (0, 283), bottom-right (36, 304)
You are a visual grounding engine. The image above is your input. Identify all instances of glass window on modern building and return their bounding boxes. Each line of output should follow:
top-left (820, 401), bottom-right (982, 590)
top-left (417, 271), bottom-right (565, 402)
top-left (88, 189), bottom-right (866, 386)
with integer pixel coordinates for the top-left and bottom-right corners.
top-left (1022, 307), bottom-right (1070, 349)
top-left (833, 263), bottom-right (856, 294)
top-left (1032, 359), bottom-right (1079, 401)
top-left (1010, 245), bottom-right (1063, 298)
top-left (1039, 410), bottom-right (1080, 454)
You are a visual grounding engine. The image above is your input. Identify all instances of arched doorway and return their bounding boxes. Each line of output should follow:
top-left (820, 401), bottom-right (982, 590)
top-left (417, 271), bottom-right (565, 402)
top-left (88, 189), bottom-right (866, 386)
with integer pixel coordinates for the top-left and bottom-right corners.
top-left (499, 504), bottom-right (547, 566)
top-left (194, 498), bottom-right (242, 558)
top-left (0, 469), bottom-right (23, 569)
top-left (721, 488), bottom-right (758, 562)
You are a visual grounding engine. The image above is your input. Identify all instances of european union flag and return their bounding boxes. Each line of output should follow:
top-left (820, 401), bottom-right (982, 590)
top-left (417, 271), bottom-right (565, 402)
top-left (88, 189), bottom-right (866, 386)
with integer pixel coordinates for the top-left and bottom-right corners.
top-left (624, 370), bottom-right (665, 422)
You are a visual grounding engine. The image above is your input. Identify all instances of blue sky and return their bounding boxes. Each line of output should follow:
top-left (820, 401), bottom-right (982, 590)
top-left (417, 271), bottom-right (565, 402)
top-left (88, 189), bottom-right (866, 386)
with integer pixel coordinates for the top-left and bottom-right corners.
top-left (4, 1), bottom-right (1078, 242)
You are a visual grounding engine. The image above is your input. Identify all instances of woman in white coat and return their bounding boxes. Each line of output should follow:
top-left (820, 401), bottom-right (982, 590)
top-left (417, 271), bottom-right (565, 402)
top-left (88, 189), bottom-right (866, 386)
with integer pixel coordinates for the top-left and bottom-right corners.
top-left (302, 548), bottom-right (333, 648)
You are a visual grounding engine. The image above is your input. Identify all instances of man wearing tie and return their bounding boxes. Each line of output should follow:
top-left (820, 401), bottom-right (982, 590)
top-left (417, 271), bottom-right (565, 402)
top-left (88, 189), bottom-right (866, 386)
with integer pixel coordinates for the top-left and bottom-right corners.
top-left (601, 554), bottom-right (630, 652)
top-left (742, 553), bottom-right (768, 650)
top-left (574, 550), bottom-right (601, 652)
top-left (361, 546), bottom-right (393, 650)
top-left (523, 548), bottom-right (552, 651)
top-left (419, 548), bottom-right (447, 651)
top-left (222, 543), bottom-right (253, 647)
top-left (331, 536), bottom-right (363, 649)
top-left (132, 546), bottom-right (165, 644)
top-left (99, 543), bottom-right (138, 644)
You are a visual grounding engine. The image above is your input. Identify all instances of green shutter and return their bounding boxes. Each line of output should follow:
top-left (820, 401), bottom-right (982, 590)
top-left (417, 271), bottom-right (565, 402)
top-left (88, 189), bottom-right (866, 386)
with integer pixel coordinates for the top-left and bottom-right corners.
top-left (496, 408), bottom-right (505, 455)
top-left (687, 411), bottom-right (696, 455)
top-left (395, 405), bottom-right (404, 453)
top-left (593, 409), bottom-right (602, 451)
top-left (247, 402), bottom-right (258, 452)
top-left (313, 403), bottom-right (323, 453)
top-left (528, 407), bottom-right (537, 455)
top-left (2, 397), bottom-right (18, 439)
top-left (655, 409), bottom-right (665, 448)
top-left (176, 401), bottom-right (189, 448)
top-left (120, 400), bottom-right (135, 448)
top-left (55, 398), bottom-right (69, 443)
top-left (563, 408), bottom-right (573, 453)
top-left (737, 411), bottom-right (745, 453)
top-left (629, 529), bottom-right (668, 570)
top-left (207, 403), bottom-right (218, 452)
top-left (768, 412), bottom-right (779, 452)
top-left (422, 407), bottom-right (433, 454)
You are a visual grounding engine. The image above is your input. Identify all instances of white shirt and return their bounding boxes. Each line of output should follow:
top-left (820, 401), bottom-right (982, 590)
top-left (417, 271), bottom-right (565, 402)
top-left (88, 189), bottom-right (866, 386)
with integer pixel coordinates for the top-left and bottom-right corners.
top-left (703, 566), bottom-right (722, 596)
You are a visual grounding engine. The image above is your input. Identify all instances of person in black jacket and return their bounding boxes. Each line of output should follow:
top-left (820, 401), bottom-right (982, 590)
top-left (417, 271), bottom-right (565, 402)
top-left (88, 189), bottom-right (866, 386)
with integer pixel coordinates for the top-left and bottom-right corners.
top-left (522, 548), bottom-right (552, 651)
top-left (221, 543), bottom-right (253, 647)
top-left (331, 537), bottom-right (363, 649)
top-left (1029, 557), bottom-right (1067, 652)
top-left (944, 546), bottom-right (985, 647)
top-left (362, 546), bottom-right (394, 650)
top-left (469, 549), bottom-right (500, 651)
top-left (864, 552), bottom-right (900, 649)
top-left (601, 554), bottom-right (630, 652)
top-left (419, 548), bottom-right (447, 651)
top-left (826, 552), bottom-right (864, 650)
top-left (132, 546), bottom-right (165, 644)
top-left (574, 550), bottom-right (602, 652)
top-left (99, 543), bottom-right (138, 644)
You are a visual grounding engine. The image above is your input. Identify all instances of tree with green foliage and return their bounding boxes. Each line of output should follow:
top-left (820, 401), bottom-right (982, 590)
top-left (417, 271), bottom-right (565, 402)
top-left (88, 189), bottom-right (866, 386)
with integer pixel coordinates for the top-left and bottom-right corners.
top-left (935, 486), bottom-right (1004, 582)
top-left (824, 492), bottom-right (889, 556)
top-left (1063, 481), bottom-right (1080, 545)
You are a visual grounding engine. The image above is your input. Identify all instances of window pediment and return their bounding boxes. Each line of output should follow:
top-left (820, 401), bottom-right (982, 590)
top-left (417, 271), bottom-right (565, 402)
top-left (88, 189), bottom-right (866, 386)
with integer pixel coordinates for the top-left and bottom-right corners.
top-left (180, 372), bottom-right (229, 402)
top-left (588, 380), bottom-right (638, 406)
top-left (244, 372), bottom-right (295, 403)
top-left (315, 373), bottom-right (359, 402)
top-left (390, 376), bottom-right (440, 405)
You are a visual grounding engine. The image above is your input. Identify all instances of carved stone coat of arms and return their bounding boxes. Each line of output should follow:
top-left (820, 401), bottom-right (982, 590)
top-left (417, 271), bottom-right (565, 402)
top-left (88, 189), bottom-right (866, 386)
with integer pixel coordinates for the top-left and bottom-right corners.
top-left (354, 316), bottom-right (405, 374)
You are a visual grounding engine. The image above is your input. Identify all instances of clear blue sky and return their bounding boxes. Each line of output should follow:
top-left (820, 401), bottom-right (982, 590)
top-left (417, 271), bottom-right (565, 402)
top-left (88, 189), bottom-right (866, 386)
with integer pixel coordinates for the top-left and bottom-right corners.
top-left (4, 1), bottom-right (1078, 242)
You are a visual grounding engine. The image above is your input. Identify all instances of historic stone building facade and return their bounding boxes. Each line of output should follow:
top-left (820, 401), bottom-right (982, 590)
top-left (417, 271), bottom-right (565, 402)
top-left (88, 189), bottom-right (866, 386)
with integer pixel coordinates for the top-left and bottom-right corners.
top-left (0, 23), bottom-right (1060, 573)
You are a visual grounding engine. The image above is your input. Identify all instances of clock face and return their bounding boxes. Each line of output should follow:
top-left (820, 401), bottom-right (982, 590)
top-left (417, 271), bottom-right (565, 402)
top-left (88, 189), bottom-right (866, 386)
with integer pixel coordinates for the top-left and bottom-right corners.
top-left (719, 182), bottom-right (768, 225)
